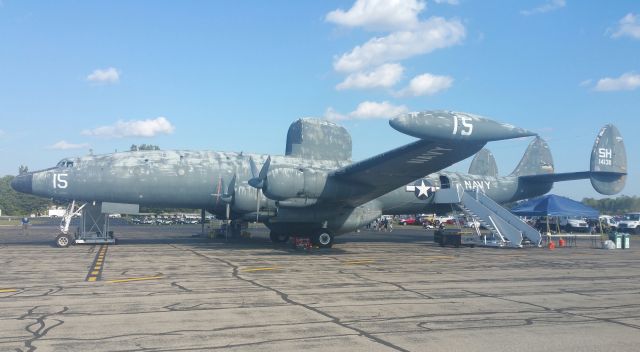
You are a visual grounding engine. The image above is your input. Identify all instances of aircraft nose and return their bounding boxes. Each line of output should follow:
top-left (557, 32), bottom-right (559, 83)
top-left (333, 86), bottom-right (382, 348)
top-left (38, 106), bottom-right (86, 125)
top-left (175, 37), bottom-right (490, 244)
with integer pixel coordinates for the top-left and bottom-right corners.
top-left (11, 172), bottom-right (33, 194)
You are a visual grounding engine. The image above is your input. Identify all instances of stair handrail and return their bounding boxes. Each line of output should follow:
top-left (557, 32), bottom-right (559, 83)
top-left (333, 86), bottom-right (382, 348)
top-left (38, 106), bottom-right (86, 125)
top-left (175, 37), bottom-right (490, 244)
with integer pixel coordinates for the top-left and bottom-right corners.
top-left (487, 215), bottom-right (506, 244)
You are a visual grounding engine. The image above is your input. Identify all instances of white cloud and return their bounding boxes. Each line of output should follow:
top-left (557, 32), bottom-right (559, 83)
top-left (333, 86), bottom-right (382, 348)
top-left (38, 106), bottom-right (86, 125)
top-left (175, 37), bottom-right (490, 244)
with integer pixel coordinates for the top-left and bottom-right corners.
top-left (82, 117), bottom-right (175, 138)
top-left (333, 17), bottom-right (465, 73)
top-left (520, 0), bottom-right (565, 16)
top-left (350, 101), bottom-right (408, 119)
top-left (594, 72), bottom-right (640, 92)
top-left (397, 73), bottom-right (453, 96)
top-left (434, 0), bottom-right (460, 5)
top-left (579, 79), bottom-right (593, 87)
top-left (87, 67), bottom-right (120, 84)
top-left (47, 140), bottom-right (90, 150)
top-left (324, 107), bottom-right (348, 121)
top-left (336, 63), bottom-right (404, 90)
top-left (611, 13), bottom-right (640, 40)
top-left (326, 0), bottom-right (426, 31)
top-left (326, 101), bottom-right (409, 121)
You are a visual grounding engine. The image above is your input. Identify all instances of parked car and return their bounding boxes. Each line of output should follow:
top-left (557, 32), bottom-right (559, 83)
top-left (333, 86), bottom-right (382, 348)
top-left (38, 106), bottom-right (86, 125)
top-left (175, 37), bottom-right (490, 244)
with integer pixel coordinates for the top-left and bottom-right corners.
top-left (617, 213), bottom-right (640, 234)
top-left (399, 217), bottom-right (418, 226)
top-left (599, 215), bottom-right (618, 229)
top-left (559, 216), bottom-right (589, 232)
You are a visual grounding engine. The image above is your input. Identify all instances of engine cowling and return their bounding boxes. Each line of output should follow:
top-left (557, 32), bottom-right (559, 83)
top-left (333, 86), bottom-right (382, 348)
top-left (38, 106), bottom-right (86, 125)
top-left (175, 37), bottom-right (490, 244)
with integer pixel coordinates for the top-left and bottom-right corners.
top-left (232, 184), bottom-right (272, 212)
top-left (264, 167), bottom-right (328, 200)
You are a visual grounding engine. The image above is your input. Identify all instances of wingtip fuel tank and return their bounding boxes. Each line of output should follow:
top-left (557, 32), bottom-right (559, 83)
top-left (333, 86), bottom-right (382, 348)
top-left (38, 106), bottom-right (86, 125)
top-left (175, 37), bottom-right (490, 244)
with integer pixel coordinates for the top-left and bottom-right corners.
top-left (389, 110), bottom-right (537, 142)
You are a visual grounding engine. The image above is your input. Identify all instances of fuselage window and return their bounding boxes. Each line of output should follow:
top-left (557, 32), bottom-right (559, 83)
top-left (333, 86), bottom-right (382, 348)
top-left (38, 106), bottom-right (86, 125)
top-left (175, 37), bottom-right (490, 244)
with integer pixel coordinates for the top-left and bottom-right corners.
top-left (57, 159), bottom-right (74, 168)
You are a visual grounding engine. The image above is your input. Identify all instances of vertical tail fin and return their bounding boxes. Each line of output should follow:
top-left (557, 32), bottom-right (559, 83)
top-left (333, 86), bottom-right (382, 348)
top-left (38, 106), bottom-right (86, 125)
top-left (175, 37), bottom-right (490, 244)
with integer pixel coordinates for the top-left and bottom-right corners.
top-left (510, 137), bottom-right (554, 177)
top-left (590, 124), bottom-right (626, 195)
top-left (468, 148), bottom-right (499, 177)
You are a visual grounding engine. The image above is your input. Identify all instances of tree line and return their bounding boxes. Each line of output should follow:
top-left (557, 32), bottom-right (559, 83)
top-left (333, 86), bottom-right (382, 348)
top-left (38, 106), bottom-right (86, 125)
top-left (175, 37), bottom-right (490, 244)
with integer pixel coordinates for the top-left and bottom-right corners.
top-left (582, 196), bottom-right (640, 215)
top-left (0, 176), bottom-right (52, 216)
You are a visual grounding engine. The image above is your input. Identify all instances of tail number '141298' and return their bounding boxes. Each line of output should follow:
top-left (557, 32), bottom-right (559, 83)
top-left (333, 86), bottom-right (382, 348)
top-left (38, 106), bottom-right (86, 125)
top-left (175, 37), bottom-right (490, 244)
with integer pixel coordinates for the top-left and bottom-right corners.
top-left (452, 116), bottom-right (473, 136)
top-left (53, 173), bottom-right (68, 189)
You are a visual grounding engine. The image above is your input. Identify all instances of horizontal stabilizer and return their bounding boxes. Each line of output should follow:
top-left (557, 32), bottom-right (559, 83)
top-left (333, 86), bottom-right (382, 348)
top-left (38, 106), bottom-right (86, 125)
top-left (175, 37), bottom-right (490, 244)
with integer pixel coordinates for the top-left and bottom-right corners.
top-left (390, 111), bottom-right (536, 143)
top-left (518, 124), bottom-right (627, 196)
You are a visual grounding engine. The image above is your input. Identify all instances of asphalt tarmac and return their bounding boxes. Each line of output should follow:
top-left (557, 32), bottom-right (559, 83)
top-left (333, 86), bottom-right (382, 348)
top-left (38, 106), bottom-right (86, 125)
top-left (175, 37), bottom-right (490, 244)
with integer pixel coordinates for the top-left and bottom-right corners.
top-left (1, 224), bottom-right (639, 351)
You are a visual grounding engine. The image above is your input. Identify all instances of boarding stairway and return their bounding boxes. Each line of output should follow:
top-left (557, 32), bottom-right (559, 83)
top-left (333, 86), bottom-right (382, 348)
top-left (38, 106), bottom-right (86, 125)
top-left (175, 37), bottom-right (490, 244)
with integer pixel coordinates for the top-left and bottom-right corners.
top-left (434, 184), bottom-right (542, 248)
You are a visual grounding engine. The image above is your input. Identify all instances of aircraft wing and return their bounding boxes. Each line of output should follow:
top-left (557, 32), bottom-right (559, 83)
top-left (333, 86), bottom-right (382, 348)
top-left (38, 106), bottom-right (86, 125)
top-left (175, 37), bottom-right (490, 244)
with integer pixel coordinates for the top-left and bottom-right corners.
top-left (331, 139), bottom-right (484, 206)
top-left (329, 111), bottom-right (537, 207)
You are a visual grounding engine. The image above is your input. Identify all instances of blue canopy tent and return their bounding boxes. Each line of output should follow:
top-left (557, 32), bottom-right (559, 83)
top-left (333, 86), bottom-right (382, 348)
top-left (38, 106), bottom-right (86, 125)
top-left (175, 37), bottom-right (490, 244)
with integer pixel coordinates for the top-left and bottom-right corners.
top-left (511, 194), bottom-right (599, 218)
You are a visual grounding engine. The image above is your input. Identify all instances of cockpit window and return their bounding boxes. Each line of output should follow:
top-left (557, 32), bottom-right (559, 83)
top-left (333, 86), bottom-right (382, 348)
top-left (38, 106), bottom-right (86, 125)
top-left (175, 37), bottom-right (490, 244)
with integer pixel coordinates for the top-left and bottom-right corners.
top-left (57, 159), bottom-right (74, 168)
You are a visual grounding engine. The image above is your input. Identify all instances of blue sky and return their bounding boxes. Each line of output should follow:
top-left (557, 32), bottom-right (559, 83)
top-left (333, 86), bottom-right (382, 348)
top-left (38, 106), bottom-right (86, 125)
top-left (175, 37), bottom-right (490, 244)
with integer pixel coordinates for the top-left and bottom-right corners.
top-left (0, 0), bottom-right (638, 199)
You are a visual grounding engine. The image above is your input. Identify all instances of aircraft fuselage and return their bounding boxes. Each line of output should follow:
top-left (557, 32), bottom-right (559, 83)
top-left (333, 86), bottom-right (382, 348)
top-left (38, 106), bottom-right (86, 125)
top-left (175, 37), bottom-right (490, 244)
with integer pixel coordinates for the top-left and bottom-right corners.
top-left (15, 149), bottom-right (552, 236)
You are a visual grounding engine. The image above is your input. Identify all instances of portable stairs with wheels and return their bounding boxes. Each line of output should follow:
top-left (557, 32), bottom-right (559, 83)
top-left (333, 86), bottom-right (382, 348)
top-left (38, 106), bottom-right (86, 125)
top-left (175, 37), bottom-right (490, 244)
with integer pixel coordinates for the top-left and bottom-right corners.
top-left (56, 201), bottom-right (140, 247)
top-left (434, 184), bottom-right (542, 248)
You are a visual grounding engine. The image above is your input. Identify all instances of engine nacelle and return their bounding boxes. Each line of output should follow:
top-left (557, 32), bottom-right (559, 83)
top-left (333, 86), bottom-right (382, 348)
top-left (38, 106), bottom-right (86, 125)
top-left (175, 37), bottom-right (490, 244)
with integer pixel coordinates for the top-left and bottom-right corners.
top-left (264, 167), bottom-right (328, 200)
top-left (232, 184), bottom-right (273, 212)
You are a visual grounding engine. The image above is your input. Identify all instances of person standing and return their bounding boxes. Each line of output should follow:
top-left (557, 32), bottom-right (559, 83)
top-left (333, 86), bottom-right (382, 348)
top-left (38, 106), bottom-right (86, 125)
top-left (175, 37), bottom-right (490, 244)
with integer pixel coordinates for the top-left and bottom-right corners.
top-left (21, 217), bottom-right (30, 235)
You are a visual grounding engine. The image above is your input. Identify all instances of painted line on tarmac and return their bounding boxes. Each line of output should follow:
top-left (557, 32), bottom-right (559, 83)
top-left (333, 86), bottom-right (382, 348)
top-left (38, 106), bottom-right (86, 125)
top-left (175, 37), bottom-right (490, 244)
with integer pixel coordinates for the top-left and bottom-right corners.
top-left (86, 245), bottom-right (108, 282)
top-left (0, 288), bottom-right (17, 293)
top-left (344, 259), bottom-right (375, 265)
top-left (106, 276), bottom-right (163, 284)
top-left (241, 267), bottom-right (279, 272)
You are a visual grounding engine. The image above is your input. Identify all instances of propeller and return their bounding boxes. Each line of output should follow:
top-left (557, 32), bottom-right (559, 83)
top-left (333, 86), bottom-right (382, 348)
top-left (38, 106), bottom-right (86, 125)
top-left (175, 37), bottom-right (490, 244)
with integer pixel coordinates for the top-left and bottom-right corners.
top-left (248, 156), bottom-right (270, 189)
top-left (221, 174), bottom-right (236, 220)
top-left (248, 156), bottom-right (271, 223)
top-left (220, 174), bottom-right (236, 204)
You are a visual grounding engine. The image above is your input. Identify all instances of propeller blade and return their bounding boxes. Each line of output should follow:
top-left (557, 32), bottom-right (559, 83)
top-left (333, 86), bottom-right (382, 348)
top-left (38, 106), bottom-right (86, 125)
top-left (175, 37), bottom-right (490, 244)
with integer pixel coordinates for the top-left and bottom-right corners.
top-left (249, 157), bottom-right (259, 179)
top-left (259, 156), bottom-right (271, 180)
top-left (228, 174), bottom-right (236, 195)
top-left (226, 203), bottom-right (230, 220)
top-left (221, 174), bottom-right (236, 204)
top-left (256, 189), bottom-right (261, 223)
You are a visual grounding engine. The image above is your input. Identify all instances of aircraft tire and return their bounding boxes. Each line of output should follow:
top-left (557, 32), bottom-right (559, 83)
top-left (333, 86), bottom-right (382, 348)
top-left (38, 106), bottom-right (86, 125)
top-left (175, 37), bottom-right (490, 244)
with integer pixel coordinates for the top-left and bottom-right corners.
top-left (269, 232), bottom-right (289, 243)
top-left (55, 234), bottom-right (73, 248)
top-left (313, 230), bottom-right (334, 248)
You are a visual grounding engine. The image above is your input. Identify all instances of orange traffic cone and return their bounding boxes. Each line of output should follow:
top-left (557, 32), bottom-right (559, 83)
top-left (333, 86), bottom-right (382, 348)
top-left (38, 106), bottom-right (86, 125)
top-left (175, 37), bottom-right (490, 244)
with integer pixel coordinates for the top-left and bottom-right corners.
top-left (558, 238), bottom-right (566, 247)
top-left (548, 241), bottom-right (555, 250)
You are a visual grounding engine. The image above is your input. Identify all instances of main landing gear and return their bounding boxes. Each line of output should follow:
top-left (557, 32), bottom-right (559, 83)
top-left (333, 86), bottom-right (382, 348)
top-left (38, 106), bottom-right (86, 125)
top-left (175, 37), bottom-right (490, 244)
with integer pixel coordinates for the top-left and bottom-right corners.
top-left (312, 230), bottom-right (334, 248)
top-left (270, 230), bottom-right (335, 249)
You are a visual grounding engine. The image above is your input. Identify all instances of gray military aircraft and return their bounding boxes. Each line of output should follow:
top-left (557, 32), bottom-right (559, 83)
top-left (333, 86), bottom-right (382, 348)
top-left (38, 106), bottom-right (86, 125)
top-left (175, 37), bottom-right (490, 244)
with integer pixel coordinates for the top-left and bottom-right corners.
top-left (11, 111), bottom-right (626, 247)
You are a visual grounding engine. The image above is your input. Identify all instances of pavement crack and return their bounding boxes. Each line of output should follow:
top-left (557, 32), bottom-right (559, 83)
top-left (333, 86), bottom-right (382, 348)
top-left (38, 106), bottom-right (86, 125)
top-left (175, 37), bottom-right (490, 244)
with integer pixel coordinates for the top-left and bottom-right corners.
top-left (18, 306), bottom-right (68, 352)
top-left (464, 289), bottom-right (640, 331)
top-left (170, 244), bottom-right (411, 352)
top-left (171, 281), bottom-right (192, 292)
